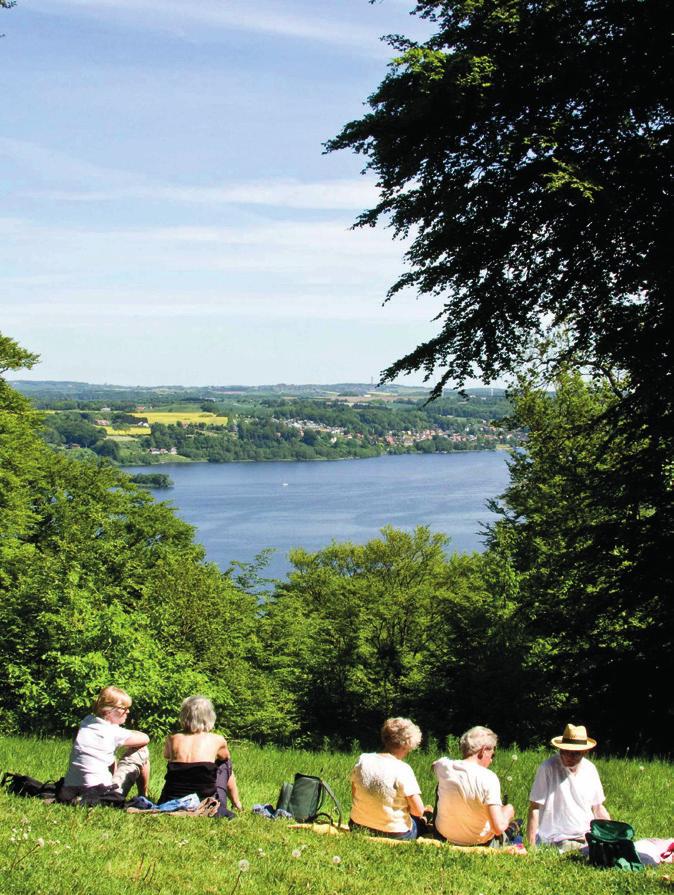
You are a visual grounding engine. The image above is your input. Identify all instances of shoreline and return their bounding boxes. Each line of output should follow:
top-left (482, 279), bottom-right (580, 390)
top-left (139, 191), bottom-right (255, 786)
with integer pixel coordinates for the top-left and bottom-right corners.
top-left (117, 445), bottom-right (512, 468)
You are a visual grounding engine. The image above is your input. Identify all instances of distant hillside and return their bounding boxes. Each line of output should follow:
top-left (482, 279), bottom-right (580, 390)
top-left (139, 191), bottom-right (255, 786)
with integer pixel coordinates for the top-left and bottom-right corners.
top-left (9, 379), bottom-right (507, 403)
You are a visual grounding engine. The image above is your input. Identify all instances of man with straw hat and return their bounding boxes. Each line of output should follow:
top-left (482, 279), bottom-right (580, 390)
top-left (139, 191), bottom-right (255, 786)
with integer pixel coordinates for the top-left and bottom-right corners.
top-left (527, 723), bottom-right (611, 849)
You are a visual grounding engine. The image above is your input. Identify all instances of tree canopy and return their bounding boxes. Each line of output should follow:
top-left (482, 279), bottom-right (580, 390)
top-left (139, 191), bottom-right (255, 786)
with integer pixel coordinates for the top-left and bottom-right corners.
top-left (328, 0), bottom-right (673, 397)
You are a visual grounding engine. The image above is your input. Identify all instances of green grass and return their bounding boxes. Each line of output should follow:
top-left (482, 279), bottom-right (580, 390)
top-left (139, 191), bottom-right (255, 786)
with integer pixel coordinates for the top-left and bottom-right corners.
top-left (1, 737), bottom-right (671, 895)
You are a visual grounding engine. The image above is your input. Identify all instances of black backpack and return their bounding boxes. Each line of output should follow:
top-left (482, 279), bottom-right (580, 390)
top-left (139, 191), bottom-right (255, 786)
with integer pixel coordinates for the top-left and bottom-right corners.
top-left (276, 773), bottom-right (343, 827)
top-left (1, 772), bottom-right (61, 801)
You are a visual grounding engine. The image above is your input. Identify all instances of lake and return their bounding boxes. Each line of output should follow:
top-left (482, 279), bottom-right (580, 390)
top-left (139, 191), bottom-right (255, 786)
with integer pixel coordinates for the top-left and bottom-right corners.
top-left (125, 451), bottom-right (511, 581)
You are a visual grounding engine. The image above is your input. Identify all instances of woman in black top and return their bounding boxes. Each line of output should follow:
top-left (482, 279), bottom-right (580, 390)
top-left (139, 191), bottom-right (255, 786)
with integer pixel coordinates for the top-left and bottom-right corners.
top-left (160, 696), bottom-right (242, 815)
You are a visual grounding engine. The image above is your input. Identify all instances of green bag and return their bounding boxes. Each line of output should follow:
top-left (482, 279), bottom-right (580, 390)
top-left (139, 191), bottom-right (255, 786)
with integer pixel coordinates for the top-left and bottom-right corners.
top-left (586, 819), bottom-right (644, 871)
top-left (276, 773), bottom-right (343, 827)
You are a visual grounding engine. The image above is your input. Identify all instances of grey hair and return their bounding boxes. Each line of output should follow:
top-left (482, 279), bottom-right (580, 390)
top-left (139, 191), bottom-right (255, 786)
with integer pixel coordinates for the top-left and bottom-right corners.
top-left (179, 696), bottom-right (216, 733)
top-left (459, 726), bottom-right (498, 757)
top-left (380, 717), bottom-right (422, 752)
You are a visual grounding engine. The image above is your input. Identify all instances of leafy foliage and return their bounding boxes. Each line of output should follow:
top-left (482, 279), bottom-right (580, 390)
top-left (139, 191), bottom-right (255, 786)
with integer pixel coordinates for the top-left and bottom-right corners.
top-left (0, 333), bottom-right (288, 739)
top-left (484, 371), bottom-right (674, 751)
top-left (329, 0), bottom-right (673, 400)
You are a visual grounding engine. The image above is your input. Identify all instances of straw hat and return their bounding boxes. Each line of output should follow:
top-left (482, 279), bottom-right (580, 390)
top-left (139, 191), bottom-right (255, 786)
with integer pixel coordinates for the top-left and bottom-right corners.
top-left (550, 723), bottom-right (597, 751)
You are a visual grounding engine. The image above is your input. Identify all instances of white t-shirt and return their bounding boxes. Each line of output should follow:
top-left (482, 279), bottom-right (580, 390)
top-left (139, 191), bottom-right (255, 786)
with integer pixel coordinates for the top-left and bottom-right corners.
top-left (432, 757), bottom-right (502, 845)
top-left (63, 714), bottom-right (132, 789)
top-left (350, 753), bottom-right (421, 833)
top-left (529, 754), bottom-right (606, 843)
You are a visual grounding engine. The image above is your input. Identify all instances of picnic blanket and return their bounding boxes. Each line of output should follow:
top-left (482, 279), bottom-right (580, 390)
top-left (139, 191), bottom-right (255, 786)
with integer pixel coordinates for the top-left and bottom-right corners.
top-left (289, 823), bottom-right (527, 854)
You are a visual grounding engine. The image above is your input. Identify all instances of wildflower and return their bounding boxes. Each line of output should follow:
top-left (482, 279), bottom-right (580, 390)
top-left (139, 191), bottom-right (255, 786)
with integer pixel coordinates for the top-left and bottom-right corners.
top-left (36, 838), bottom-right (45, 848)
top-left (22, 831), bottom-right (29, 841)
top-left (506, 775), bottom-right (513, 782)
top-left (257, 848), bottom-right (265, 856)
top-left (639, 765), bottom-right (645, 771)
top-left (511, 754), bottom-right (518, 762)
top-left (238, 859), bottom-right (250, 873)
top-left (332, 855), bottom-right (342, 865)
top-left (291, 849), bottom-right (302, 859)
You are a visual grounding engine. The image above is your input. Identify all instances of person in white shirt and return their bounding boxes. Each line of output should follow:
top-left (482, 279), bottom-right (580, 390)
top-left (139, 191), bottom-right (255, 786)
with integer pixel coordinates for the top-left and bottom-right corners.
top-left (350, 717), bottom-right (427, 840)
top-left (433, 726), bottom-right (515, 845)
top-left (527, 723), bottom-right (610, 849)
top-left (61, 686), bottom-right (150, 801)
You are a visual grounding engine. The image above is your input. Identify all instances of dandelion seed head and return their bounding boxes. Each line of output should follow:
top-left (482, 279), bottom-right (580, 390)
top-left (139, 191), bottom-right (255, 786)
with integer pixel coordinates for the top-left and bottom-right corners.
top-left (291, 848), bottom-right (302, 859)
top-left (20, 817), bottom-right (30, 826)
top-left (22, 831), bottom-right (29, 840)
top-left (332, 855), bottom-right (342, 865)
top-left (639, 765), bottom-right (645, 771)
top-left (257, 848), bottom-right (265, 856)
top-left (238, 859), bottom-right (250, 873)
top-left (36, 837), bottom-right (45, 848)
top-left (511, 754), bottom-right (518, 762)
top-left (506, 775), bottom-right (513, 781)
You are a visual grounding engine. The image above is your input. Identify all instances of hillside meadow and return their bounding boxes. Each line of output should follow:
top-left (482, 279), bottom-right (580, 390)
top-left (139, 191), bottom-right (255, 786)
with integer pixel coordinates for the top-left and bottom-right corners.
top-left (1, 737), bottom-right (671, 895)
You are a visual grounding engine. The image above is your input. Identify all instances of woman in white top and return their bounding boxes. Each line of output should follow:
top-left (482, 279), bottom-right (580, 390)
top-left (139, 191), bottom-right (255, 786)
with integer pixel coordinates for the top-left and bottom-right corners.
top-left (349, 717), bottom-right (427, 840)
top-left (61, 686), bottom-right (150, 801)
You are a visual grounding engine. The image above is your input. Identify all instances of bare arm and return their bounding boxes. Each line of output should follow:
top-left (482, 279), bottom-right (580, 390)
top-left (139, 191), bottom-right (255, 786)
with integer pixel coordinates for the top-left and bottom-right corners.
top-left (227, 771), bottom-right (242, 810)
top-left (216, 736), bottom-right (230, 762)
top-left (406, 793), bottom-right (425, 818)
top-left (487, 802), bottom-right (515, 835)
top-left (163, 735), bottom-right (173, 760)
top-left (593, 803), bottom-right (610, 820)
top-left (122, 730), bottom-right (149, 750)
top-left (527, 801), bottom-right (541, 847)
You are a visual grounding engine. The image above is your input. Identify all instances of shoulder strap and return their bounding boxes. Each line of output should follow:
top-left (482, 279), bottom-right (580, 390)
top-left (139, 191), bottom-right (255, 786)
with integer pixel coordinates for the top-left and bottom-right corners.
top-left (318, 778), bottom-right (343, 828)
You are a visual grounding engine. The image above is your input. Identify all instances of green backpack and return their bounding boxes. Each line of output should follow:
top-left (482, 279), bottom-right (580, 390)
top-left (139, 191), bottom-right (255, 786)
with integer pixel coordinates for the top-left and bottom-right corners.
top-left (276, 773), bottom-right (343, 827)
top-left (586, 820), bottom-right (644, 871)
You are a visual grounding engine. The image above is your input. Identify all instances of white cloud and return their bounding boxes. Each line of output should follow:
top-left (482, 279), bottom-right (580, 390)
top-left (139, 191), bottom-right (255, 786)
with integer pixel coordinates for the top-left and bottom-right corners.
top-left (1, 137), bottom-right (378, 210)
top-left (28, 179), bottom-right (379, 210)
top-left (27, 0), bottom-right (413, 55)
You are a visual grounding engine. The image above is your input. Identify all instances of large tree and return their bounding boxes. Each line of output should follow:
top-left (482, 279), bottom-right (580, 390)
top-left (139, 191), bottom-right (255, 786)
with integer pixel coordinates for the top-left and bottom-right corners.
top-left (328, 0), bottom-right (673, 400)
top-left (485, 370), bottom-right (673, 751)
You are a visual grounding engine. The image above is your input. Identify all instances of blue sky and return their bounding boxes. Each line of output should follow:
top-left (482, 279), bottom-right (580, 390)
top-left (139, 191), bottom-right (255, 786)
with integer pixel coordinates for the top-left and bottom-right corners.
top-left (1, 0), bottom-right (449, 387)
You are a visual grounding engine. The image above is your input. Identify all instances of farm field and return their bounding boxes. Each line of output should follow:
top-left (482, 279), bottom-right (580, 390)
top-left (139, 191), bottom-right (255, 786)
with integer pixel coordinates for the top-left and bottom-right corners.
top-left (1, 737), bottom-right (671, 895)
top-left (133, 412), bottom-right (227, 426)
top-left (102, 412), bottom-right (228, 437)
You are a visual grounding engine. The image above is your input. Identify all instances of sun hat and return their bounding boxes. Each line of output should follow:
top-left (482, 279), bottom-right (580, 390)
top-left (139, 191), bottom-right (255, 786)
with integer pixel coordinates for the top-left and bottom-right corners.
top-left (550, 723), bottom-right (597, 751)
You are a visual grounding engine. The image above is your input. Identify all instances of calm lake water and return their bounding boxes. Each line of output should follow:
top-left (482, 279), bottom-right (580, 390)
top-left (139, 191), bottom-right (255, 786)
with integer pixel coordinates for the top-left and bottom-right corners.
top-left (125, 452), bottom-right (511, 581)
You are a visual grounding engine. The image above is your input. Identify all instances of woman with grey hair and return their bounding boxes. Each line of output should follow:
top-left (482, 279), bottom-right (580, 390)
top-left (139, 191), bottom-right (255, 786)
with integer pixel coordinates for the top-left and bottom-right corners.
top-left (349, 717), bottom-right (428, 839)
top-left (433, 725), bottom-right (514, 845)
top-left (159, 696), bottom-right (242, 813)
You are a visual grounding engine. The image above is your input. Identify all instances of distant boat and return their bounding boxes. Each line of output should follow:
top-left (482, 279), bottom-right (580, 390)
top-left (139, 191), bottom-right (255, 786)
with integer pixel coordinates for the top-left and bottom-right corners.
top-left (282, 482), bottom-right (289, 487)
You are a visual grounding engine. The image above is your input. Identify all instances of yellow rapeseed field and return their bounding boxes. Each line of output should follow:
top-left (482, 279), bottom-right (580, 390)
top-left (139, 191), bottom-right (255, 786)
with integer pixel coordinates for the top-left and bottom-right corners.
top-left (103, 411), bottom-right (227, 436)
top-left (102, 426), bottom-right (152, 436)
top-left (136, 411), bottom-right (226, 425)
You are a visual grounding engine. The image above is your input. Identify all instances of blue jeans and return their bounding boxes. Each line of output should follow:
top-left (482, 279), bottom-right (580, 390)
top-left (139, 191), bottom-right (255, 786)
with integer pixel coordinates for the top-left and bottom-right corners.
top-left (349, 816), bottom-right (425, 840)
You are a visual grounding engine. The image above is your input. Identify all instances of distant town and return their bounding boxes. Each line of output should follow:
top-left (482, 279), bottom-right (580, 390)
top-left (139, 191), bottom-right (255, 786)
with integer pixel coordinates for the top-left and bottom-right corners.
top-left (12, 380), bottom-right (521, 465)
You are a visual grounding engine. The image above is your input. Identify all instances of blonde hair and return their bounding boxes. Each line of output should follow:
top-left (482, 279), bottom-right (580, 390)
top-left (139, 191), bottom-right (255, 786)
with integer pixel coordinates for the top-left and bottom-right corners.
top-left (380, 717), bottom-right (422, 752)
top-left (179, 696), bottom-right (216, 733)
top-left (94, 686), bottom-right (131, 718)
top-left (459, 726), bottom-right (497, 757)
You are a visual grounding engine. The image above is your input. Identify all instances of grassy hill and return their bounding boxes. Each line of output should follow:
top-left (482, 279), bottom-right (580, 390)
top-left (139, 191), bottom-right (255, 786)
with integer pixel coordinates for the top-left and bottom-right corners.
top-left (1, 737), bottom-right (669, 895)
